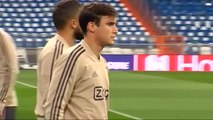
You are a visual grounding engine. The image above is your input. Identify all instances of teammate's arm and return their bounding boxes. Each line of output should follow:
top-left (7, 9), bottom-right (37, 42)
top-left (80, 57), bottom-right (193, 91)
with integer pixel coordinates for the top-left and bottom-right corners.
top-left (37, 51), bottom-right (55, 99)
top-left (0, 33), bottom-right (12, 116)
top-left (0, 45), bottom-right (7, 117)
top-left (35, 51), bottom-right (53, 117)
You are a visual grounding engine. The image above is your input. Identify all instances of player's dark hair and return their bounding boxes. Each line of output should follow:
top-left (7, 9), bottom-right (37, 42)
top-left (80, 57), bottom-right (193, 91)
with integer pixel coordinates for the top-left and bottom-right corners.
top-left (78, 2), bottom-right (117, 35)
top-left (53, 0), bottom-right (81, 30)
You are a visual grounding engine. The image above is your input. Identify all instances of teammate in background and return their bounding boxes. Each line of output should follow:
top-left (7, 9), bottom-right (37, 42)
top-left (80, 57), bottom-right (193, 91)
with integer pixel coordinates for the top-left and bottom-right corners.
top-left (34, 0), bottom-right (83, 119)
top-left (0, 28), bottom-right (19, 120)
top-left (44, 2), bottom-right (118, 119)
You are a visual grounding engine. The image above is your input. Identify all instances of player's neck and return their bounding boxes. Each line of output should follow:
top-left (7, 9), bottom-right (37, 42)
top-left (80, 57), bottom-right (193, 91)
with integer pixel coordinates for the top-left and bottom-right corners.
top-left (57, 30), bottom-right (75, 46)
top-left (84, 36), bottom-right (103, 59)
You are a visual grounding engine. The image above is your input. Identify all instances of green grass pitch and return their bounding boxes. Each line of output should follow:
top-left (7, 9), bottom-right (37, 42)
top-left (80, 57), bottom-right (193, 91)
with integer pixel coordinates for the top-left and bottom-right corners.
top-left (16, 70), bottom-right (213, 119)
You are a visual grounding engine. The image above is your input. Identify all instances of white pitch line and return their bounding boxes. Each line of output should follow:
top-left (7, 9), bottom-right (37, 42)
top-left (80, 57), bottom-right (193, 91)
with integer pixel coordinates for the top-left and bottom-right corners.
top-left (16, 81), bottom-right (142, 120)
top-left (16, 81), bottom-right (37, 89)
top-left (109, 109), bottom-right (142, 120)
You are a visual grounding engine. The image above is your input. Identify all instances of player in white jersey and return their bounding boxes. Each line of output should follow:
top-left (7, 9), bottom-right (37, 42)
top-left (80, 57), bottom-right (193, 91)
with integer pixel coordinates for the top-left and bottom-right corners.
top-left (44, 3), bottom-right (118, 119)
top-left (0, 28), bottom-right (19, 120)
top-left (34, 0), bottom-right (83, 119)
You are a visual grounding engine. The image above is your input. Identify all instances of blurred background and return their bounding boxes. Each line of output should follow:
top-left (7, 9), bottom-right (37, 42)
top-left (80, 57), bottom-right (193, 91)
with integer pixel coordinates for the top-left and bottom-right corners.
top-left (1, 0), bottom-right (213, 119)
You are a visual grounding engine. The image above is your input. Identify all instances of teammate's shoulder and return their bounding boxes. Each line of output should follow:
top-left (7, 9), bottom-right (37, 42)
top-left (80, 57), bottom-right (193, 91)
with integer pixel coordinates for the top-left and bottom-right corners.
top-left (55, 45), bottom-right (84, 65)
top-left (60, 43), bottom-right (86, 63)
top-left (39, 41), bottom-right (58, 60)
top-left (64, 43), bottom-right (85, 55)
top-left (0, 28), bottom-right (7, 35)
top-left (0, 29), bottom-right (5, 34)
top-left (41, 37), bottom-right (61, 53)
top-left (0, 29), bottom-right (13, 41)
top-left (44, 36), bottom-right (59, 47)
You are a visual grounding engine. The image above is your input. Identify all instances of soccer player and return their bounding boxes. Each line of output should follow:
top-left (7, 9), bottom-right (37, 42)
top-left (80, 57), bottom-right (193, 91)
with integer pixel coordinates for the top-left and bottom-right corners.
top-left (44, 2), bottom-right (118, 119)
top-left (0, 28), bottom-right (19, 120)
top-left (34, 0), bottom-right (83, 119)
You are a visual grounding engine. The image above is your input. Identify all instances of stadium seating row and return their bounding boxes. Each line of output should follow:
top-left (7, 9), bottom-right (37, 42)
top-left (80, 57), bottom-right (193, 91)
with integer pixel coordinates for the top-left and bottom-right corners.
top-left (1, 0), bottom-right (212, 52)
top-left (152, 0), bottom-right (213, 44)
top-left (0, 0), bottom-right (149, 47)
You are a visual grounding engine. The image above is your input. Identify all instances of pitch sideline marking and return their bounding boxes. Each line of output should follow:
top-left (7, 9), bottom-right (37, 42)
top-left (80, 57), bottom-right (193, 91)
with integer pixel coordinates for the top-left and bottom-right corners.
top-left (16, 81), bottom-right (142, 120)
top-left (16, 81), bottom-right (37, 89)
top-left (109, 109), bottom-right (142, 120)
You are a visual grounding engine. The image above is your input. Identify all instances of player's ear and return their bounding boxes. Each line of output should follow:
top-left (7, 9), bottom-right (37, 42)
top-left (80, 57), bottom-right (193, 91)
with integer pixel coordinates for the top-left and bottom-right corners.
top-left (68, 19), bottom-right (77, 29)
top-left (87, 22), bottom-right (96, 33)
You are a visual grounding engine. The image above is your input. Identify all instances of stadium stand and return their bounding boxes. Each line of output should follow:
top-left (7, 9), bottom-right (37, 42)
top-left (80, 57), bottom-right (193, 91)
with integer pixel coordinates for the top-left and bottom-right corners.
top-left (151, 0), bottom-right (213, 44)
top-left (1, 0), bottom-right (212, 55)
top-left (0, 0), bottom-right (150, 48)
top-left (0, 0), bottom-right (56, 47)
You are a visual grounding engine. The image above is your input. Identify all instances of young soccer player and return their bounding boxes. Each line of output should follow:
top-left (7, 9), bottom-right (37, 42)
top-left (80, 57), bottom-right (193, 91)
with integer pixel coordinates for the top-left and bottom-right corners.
top-left (0, 28), bottom-right (19, 120)
top-left (34, 0), bottom-right (83, 119)
top-left (44, 2), bottom-right (118, 119)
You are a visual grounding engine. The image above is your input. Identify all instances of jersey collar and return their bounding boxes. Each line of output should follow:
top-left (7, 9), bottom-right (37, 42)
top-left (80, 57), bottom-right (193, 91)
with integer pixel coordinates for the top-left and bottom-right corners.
top-left (80, 40), bottom-right (100, 62)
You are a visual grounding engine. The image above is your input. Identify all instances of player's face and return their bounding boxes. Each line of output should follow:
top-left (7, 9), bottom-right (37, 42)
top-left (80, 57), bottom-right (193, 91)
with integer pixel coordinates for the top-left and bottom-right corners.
top-left (95, 16), bottom-right (117, 46)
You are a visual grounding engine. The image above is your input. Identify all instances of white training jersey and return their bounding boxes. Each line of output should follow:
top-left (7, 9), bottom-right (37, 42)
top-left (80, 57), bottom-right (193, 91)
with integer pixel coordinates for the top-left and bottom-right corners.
top-left (44, 40), bottom-right (109, 119)
top-left (0, 29), bottom-right (18, 106)
top-left (35, 33), bottom-right (71, 117)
